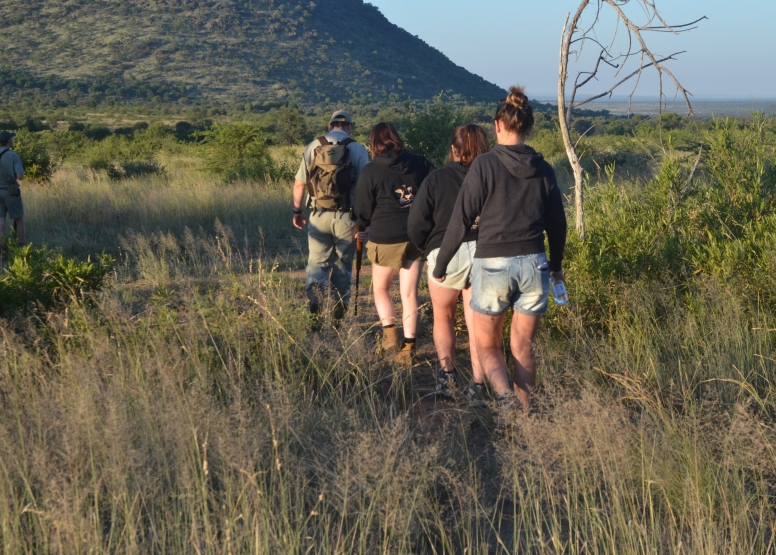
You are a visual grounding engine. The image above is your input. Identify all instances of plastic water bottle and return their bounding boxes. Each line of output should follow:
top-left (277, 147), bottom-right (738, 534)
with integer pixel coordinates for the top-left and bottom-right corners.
top-left (549, 276), bottom-right (569, 306)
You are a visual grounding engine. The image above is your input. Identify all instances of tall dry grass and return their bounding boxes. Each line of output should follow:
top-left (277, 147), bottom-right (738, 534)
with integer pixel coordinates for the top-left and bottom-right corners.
top-left (22, 154), bottom-right (302, 258)
top-left (2, 159), bottom-right (776, 553)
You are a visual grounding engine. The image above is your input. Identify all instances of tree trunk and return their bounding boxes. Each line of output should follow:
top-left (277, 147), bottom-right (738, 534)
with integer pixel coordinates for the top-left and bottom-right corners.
top-left (558, 7), bottom-right (588, 242)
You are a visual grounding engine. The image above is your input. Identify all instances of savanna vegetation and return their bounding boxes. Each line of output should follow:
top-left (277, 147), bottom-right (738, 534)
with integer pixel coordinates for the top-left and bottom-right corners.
top-left (1, 104), bottom-right (776, 554)
top-left (0, 0), bottom-right (503, 113)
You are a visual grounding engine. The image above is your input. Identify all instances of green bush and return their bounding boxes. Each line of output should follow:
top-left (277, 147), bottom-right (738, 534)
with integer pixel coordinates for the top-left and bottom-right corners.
top-left (196, 122), bottom-right (275, 182)
top-left (76, 125), bottom-right (176, 179)
top-left (402, 94), bottom-right (472, 167)
top-left (274, 106), bottom-right (310, 146)
top-left (11, 129), bottom-right (55, 181)
top-left (0, 242), bottom-right (114, 317)
top-left (106, 160), bottom-right (164, 180)
top-left (563, 114), bottom-right (776, 327)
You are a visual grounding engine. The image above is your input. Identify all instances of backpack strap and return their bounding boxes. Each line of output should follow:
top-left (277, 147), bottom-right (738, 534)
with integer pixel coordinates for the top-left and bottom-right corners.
top-left (0, 149), bottom-right (12, 185)
top-left (319, 136), bottom-right (355, 147)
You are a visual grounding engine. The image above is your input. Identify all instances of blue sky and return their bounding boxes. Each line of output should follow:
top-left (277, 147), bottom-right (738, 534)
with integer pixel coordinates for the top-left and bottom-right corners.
top-left (367, 0), bottom-right (775, 100)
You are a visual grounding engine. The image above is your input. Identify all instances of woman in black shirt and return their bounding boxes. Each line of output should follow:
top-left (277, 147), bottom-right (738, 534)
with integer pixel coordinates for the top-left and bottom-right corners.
top-left (408, 125), bottom-right (489, 402)
top-left (354, 123), bottom-right (434, 362)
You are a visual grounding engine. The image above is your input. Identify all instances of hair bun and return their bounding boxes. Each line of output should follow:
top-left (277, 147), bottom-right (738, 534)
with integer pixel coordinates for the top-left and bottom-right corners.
top-left (506, 86), bottom-right (527, 110)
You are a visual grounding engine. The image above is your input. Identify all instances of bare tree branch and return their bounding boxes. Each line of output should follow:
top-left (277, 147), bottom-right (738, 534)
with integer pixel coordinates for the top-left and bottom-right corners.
top-left (677, 147), bottom-right (703, 203)
top-left (571, 52), bottom-right (684, 110)
top-left (603, 0), bottom-right (697, 119)
top-left (574, 124), bottom-right (596, 149)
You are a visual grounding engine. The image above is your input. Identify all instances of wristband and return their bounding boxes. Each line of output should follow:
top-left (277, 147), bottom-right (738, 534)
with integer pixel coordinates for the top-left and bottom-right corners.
top-left (292, 209), bottom-right (303, 215)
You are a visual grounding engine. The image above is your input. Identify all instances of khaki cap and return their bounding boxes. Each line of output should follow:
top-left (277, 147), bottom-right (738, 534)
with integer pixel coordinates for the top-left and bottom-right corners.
top-left (329, 110), bottom-right (352, 124)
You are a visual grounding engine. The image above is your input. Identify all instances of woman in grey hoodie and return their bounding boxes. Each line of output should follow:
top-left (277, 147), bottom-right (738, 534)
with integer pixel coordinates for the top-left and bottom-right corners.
top-left (434, 86), bottom-right (567, 410)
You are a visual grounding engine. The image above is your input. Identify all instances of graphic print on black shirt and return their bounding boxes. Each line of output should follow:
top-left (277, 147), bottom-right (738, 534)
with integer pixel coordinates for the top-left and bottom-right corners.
top-left (394, 184), bottom-right (415, 209)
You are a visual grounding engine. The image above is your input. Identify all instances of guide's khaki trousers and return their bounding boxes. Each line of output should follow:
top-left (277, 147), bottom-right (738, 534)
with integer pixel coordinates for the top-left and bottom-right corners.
top-left (305, 209), bottom-right (357, 308)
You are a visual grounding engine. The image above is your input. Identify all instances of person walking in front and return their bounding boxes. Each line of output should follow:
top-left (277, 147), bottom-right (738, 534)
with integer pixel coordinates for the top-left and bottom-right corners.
top-left (292, 110), bottom-right (369, 324)
top-left (354, 123), bottom-right (434, 363)
top-left (433, 87), bottom-right (567, 411)
top-left (0, 131), bottom-right (25, 250)
top-left (408, 125), bottom-right (489, 402)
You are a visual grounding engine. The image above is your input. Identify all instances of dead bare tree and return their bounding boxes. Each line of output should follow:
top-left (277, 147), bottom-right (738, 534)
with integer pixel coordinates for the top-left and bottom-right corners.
top-left (558, 0), bottom-right (706, 240)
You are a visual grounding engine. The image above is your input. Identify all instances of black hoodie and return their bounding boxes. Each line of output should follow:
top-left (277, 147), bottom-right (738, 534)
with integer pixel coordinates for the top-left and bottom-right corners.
top-left (433, 144), bottom-right (567, 278)
top-left (407, 162), bottom-right (478, 253)
top-left (354, 150), bottom-right (434, 244)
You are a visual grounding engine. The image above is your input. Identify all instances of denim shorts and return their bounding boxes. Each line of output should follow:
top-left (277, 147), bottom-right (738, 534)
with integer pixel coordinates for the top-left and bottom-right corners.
top-left (426, 240), bottom-right (476, 290)
top-left (470, 253), bottom-right (550, 316)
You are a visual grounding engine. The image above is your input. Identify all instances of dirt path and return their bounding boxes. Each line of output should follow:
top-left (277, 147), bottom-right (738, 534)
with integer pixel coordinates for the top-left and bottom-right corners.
top-left (284, 262), bottom-right (496, 438)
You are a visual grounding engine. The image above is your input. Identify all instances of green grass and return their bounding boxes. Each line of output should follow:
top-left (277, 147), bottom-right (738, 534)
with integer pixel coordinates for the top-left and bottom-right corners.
top-left (2, 120), bottom-right (776, 553)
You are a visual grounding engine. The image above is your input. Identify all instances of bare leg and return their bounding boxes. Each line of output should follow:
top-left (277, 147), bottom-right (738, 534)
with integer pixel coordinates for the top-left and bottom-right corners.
top-left (510, 313), bottom-right (541, 407)
top-left (461, 286), bottom-right (485, 384)
top-left (398, 258), bottom-right (424, 338)
top-left (372, 264), bottom-right (397, 326)
top-left (472, 311), bottom-right (511, 396)
top-left (14, 217), bottom-right (24, 245)
top-left (429, 282), bottom-right (460, 371)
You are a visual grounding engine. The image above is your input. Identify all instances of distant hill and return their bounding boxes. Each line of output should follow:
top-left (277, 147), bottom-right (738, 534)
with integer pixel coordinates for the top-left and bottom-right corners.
top-left (0, 0), bottom-right (505, 109)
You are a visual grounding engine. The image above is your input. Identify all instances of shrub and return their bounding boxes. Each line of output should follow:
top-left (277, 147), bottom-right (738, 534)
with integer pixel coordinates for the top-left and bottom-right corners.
top-left (77, 126), bottom-right (175, 179)
top-left (563, 115), bottom-right (776, 327)
top-left (402, 94), bottom-right (471, 167)
top-left (11, 129), bottom-right (55, 181)
top-left (84, 125), bottom-right (112, 141)
top-left (36, 129), bottom-right (92, 164)
top-left (106, 160), bottom-right (164, 180)
top-left (196, 122), bottom-right (274, 182)
top-left (0, 242), bottom-right (114, 317)
top-left (274, 106), bottom-right (310, 146)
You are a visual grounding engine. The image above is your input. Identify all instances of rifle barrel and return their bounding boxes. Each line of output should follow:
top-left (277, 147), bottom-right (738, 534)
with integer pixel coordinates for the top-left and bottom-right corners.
top-left (354, 224), bottom-right (363, 316)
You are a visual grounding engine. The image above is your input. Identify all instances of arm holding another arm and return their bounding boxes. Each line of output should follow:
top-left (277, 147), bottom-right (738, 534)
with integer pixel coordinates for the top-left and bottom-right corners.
top-left (433, 167), bottom-right (485, 280)
top-left (407, 175), bottom-right (435, 251)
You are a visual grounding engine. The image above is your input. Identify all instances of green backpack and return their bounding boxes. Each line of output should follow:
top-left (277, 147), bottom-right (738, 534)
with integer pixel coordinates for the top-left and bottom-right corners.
top-left (307, 136), bottom-right (356, 210)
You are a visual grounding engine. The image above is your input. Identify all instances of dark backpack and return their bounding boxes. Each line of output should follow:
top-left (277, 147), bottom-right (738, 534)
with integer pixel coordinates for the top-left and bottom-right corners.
top-left (307, 136), bottom-right (356, 210)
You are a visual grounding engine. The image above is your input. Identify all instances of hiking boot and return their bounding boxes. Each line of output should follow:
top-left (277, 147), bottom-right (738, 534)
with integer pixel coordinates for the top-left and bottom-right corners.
top-left (435, 369), bottom-right (457, 399)
top-left (306, 284), bottom-right (324, 315)
top-left (395, 340), bottom-right (416, 365)
top-left (465, 380), bottom-right (487, 407)
top-left (376, 326), bottom-right (400, 357)
top-left (332, 301), bottom-right (347, 325)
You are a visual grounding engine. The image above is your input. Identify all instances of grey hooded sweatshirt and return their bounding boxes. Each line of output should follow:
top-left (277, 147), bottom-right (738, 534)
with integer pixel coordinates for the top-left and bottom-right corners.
top-left (433, 144), bottom-right (567, 278)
